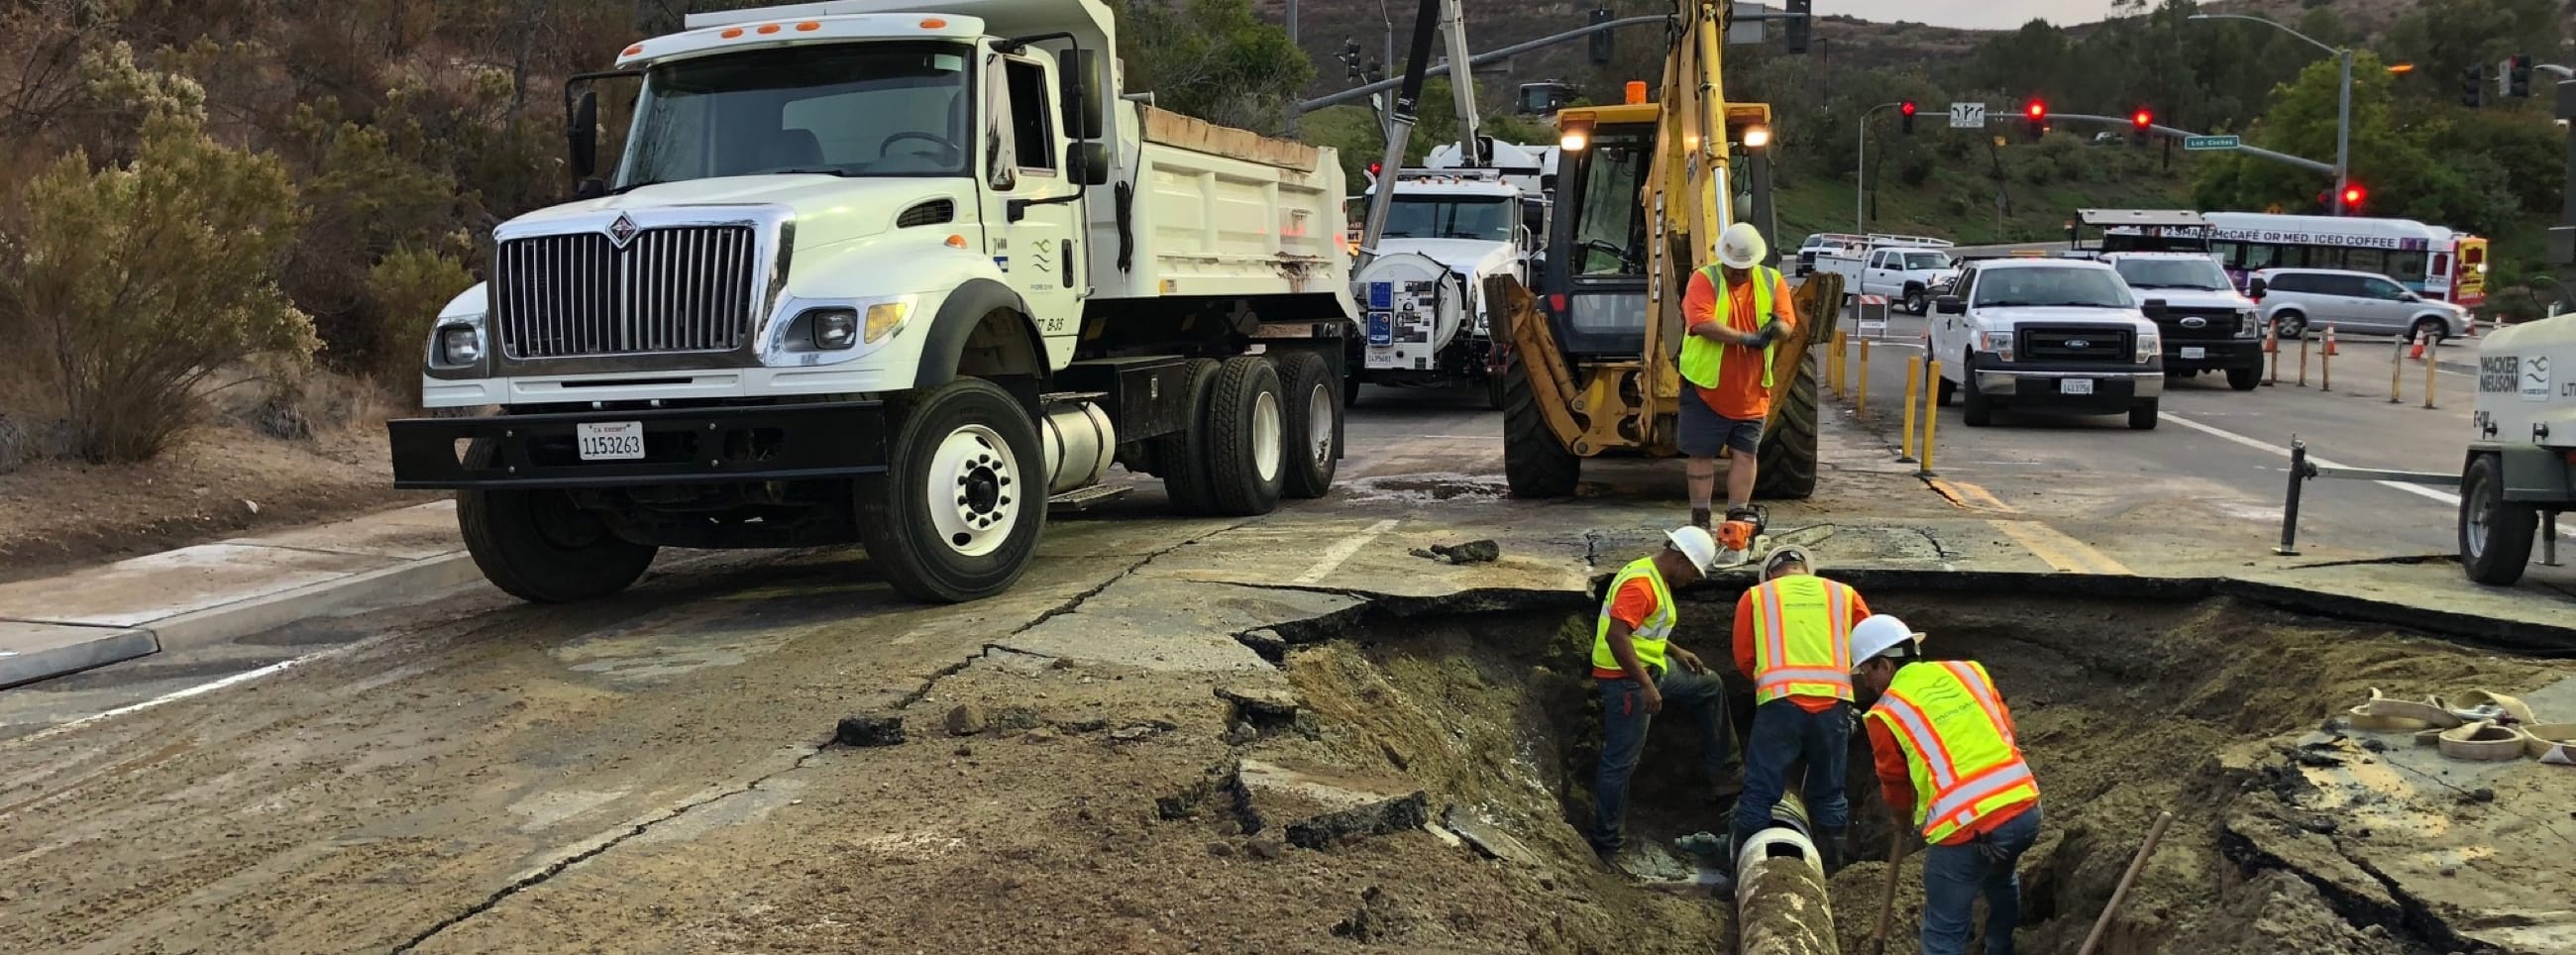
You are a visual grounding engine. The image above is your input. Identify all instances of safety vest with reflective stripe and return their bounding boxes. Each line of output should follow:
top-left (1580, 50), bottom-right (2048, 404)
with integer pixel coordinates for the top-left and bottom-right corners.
top-left (1679, 264), bottom-right (1782, 391)
top-left (1746, 575), bottom-right (1857, 703)
top-left (1866, 661), bottom-right (2040, 844)
top-left (1591, 558), bottom-right (1677, 677)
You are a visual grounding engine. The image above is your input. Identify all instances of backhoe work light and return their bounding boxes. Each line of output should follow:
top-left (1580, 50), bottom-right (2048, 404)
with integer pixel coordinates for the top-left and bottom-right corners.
top-left (1743, 126), bottom-right (1772, 149)
top-left (1559, 119), bottom-right (1595, 152)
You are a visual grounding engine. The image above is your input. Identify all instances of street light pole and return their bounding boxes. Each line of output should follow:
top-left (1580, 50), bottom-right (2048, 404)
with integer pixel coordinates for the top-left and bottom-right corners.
top-left (2190, 13), bottom-right (2352, 215)
top-left (1857, 101), bottom-right (1900, 233)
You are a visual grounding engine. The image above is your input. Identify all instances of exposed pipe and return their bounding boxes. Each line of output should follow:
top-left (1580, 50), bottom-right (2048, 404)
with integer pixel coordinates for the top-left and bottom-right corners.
top-left (1735, 793), bottom-right (1840, 955)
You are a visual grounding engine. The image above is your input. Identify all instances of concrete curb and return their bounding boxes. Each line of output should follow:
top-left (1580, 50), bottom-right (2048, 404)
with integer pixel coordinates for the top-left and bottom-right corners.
top-left (0, 622), bottom-right (161, 690)
top-left (146, 551), bottom-right (485, 652)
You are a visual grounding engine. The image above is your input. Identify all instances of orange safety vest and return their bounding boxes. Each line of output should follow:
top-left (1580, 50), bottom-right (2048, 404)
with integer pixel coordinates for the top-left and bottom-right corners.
top-left (1745, 575), bottom-right (1857, 704)
top-left (1866, 661), bottom-right (2041, 844)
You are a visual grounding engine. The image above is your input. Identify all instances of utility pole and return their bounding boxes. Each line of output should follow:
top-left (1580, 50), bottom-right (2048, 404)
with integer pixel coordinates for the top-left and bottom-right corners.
top-left (1285, 0), bottom-right (1301, 136)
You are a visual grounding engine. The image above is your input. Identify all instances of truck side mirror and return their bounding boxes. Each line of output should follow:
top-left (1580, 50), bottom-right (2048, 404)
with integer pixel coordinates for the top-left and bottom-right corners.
top-left (1059, 48), bottom-right (1106, 141)
top-left (1068, 142), bottom-right (1111, 186)
top-left (569, 88), bottom-right (599, 180)
top-left (2244, 276), bottom-right (2267, 301)
top-left (1934, 295), bottom-right (1966, 315)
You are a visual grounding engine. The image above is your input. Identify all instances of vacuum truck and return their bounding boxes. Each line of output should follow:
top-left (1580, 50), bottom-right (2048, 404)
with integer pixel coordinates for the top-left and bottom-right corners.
top-left (386, 0), bottom-right (1357, 604)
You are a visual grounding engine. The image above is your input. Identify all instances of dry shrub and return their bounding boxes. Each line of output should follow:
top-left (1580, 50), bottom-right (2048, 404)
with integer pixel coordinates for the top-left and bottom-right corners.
top-left (366, 245), bottom-right (475, 406)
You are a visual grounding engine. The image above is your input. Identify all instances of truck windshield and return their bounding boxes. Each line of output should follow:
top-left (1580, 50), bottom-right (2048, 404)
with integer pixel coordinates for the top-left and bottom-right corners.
top-left (1972, 267), bottom-right (2135, 308)
top-left (2112, 258), bottom-right (2230, 290)
top-left (618, 42), bottom-right (972, 188)
top-left (1383, 197), bottom-right (1516, 242)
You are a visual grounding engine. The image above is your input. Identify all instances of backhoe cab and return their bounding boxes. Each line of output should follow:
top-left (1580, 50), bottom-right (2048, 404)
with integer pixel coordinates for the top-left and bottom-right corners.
top-left (1492, 46), bottom-right (1839, 501)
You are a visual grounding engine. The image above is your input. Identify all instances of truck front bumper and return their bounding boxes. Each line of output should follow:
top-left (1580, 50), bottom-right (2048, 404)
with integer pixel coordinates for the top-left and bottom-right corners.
top-left (2162, 340), bottom-right (2263, 371)
top-left (387, 401), bottom-right (889, 490)
top-left (1971, 361), bottom-right (2163, 413)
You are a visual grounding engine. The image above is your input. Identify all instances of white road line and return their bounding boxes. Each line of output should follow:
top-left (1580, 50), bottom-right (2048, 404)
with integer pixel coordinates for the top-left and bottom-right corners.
top-left (11, 630), bottom-right (409, 748)
top-left (1293, 519), bottom-right (1401, 584)
top-left (2155, 410), bottom-right (2462, 506)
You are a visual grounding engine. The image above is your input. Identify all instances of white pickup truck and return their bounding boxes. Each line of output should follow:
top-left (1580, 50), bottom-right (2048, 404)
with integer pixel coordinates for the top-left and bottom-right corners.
top-left (1928, 258), bottom-right (2164, 430)
top-left (386, 0), bottom-right (1357, 604)
top-left (1812, 239), bottom-right (1958, 315)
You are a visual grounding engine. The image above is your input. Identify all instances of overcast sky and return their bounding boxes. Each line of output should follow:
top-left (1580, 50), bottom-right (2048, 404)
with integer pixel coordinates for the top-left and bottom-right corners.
top-left (1834, 0), bottom-right (2126, 30)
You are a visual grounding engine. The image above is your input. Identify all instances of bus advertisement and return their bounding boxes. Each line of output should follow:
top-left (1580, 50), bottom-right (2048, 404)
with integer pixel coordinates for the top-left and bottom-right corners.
top-left (2201, 212), bottom-right (2488, 307)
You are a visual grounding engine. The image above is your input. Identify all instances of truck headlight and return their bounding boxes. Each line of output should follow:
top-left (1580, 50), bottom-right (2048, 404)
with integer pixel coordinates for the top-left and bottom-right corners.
top-left (1977, 330), bottom-right (2013, 363)
top-left (2235, 309), bottom-right (2260, 339)
top-left (2136, 330), bottom-right (2160, 364)
top-left (811, 309), bottom-right (860, 350)
top-left (437, 324), bottom-right (482, 365)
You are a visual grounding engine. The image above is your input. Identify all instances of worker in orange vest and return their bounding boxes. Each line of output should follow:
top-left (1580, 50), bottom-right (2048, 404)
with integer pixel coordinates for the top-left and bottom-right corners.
top-left (1588, 526), bottom-right (1737, 863)
top-left (1852, 614), bottom-right (2043, 955)
top-left (1728, 546), bottom-right (1870, 871)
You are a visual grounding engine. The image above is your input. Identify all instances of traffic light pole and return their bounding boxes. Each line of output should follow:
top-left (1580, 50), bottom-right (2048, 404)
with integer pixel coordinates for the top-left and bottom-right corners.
top-left (2334, 48), bottom-right (2352, 216)
top-left (1857, 101), bottom-right (1901, 233)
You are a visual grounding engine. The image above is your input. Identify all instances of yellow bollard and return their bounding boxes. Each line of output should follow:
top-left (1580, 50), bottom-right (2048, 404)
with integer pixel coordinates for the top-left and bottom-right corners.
top-left (1898, 359), bottom-right (1920, 463)
top-left (1831, 329), bottom-right (1850, 397)
top-left (2320, 332), bottom-right (2332, 392)
top-left (2422, 335), bottom-right (2438, 409)
top-left (1857, 339), bottom-right (1872, 415)
top-left (2389, 337), bottom-right (2404, 404)
top-left (1918, 360), bottom-right (1941, 477)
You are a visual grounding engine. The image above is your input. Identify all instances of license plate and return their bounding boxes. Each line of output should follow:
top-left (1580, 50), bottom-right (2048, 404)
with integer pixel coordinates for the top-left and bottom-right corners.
top-left (2061, 378), bottom-right (2095, 395)
top-left (577, 421), bottom-right (646, 461)
top-left (2180, 347), bottom-right (2206, 360)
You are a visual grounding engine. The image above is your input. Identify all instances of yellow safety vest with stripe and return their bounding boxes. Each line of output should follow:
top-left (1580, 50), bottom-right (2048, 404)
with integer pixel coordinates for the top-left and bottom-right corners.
top-left (1679, 264), bottom-right (1783, 391)
top-left (1591, 557), bottom-right (1677, 678)
top-left (1866, 661), bottom-right (2041, 843)
top-left (1745, 575), bottom-right (1858, 704)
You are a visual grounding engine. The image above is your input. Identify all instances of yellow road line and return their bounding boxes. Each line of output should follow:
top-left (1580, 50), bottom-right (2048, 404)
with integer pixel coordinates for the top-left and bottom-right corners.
top-left (1929, 478), bottom-right (2020, 514)
top-left (1986, 519), bottom-right (2133, 576)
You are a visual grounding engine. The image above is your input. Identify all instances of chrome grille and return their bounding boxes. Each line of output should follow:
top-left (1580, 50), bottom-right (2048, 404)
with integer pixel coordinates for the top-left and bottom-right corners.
top-left (491, 225), bottom-right (761, 361)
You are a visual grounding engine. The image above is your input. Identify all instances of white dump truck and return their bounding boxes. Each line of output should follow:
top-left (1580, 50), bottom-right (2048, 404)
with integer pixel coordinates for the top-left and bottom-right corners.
top-left (1348, 166), bottom-right (1536, 407)
top-left (387, 0), bottom-right (1357, 604)
top-left (2459, 312), bottom-right (2575, 585)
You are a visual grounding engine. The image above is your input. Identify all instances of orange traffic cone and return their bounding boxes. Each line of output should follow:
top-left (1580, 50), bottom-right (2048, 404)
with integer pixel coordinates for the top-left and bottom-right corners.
top-left (2323, 325), bottom-right (2338, 356)
top-left (2408, 329), bottom-right (2428, 362)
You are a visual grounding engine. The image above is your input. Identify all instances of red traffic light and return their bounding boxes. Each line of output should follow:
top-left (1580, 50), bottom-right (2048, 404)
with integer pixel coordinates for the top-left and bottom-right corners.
top-left (2132, 109), bottom-right (2152, 129)
top-left (1367, 161), bottom-right (1382, 177)
top-left (1900, 101), bottom-right (1917, 116)
top-left (2341, 185), bottom-right (2365, 206)
top-left (2026, 100), bottom-right (2046, 119)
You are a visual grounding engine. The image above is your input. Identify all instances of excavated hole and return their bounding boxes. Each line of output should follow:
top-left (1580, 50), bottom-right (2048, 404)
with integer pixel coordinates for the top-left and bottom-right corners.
top-left (1262, 589), bottom-right (2569, 955)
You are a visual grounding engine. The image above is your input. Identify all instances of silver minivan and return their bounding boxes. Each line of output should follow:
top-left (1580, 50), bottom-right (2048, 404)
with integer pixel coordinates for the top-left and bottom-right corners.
top-left (2248, 267), bottom-right (2471, 341)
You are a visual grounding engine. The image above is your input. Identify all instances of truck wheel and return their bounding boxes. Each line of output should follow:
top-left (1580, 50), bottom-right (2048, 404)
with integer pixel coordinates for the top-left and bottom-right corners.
top-left (457, 440), bottom-right (659, 603)
top-left (1155, 359), bottom-right (1224, 515)
top-left (1961, 366), bottom-right (1993, 428)
top-left (1754, 359), bottom-right (1819, 500)
top-left (1500, 352), bottom-right (1579, 497)
top-left (1929, 353), bottom-right (1956, 407)
top-left (2127, 398), bottom-right (2160, 431)
top-left (1904, 286), bottom-right (1929, 316)
top-left (1274, 351), bottom-right (1340, 499)
top-left (2226, 366), bottom-right (2260, 391)
top-left (2459, 454), bottom-right (2536, 586)
top-left (854, 377), bottom-right (1045, 603)
top-left (1203, 356), bottom-right (1289, 516)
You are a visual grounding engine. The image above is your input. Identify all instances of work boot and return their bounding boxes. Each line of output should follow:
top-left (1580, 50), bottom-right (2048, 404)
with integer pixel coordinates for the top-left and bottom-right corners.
top-left (1690, 506), bottom-right (1712, 531)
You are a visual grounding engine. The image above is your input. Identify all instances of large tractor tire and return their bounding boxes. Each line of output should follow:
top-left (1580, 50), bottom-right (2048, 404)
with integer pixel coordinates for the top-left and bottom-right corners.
top-left (854, 377), bottom-right (1047, 603)
top-left (1753, 359), bottom-right (1819, 500)
top-left (1272, 351), bottom-right (1340, 499)
top-left (1205, 356), bottom-right (1289, 516)
top-left (1500, 352), bottom-right (1580, 498)
top-left (457, 440), bottom-right (659, 603)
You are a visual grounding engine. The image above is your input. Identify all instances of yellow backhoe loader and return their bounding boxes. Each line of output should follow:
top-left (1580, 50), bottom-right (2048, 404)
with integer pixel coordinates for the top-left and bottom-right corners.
top-left (1489, 0), bottom-right (1839, 500)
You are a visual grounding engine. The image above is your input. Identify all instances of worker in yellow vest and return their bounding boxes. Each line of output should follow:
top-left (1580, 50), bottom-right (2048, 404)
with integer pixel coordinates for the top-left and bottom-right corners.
top-left (1728, 547), bottom-right (1870, 871)
top-left (1588, 525), bottom-right (1736, 863)
top-left (1678, 222), bottom-right (1798, 531)
top-left (1852, 614), bottom-right (2043, 955)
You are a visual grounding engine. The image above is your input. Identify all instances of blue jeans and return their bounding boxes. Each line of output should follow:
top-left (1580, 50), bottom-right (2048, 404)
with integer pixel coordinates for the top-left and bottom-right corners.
top-left (1590, 666), bottom-right (1734, 854)
top-left (1730, 697), bottom-right (1852, 863)
top-left (1921, 804), bottom-right (2043, 955)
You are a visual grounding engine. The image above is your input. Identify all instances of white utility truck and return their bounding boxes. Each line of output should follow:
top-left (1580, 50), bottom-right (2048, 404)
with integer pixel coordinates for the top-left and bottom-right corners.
top-left (387, 0), bottom-right (1357, 604)
top-left (2459, 313), bottom-right (2575, 585)
top-left (1349, 166), bottom-right (1536, 407)
top-left (1811, 235), bottom-right (1957, 314)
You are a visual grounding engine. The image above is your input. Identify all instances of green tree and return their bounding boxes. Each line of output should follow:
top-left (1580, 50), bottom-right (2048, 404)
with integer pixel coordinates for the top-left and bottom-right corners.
top-left (0, 113), bottom-right (316, 461)
top-left (1114, 0), bottom-right (1314, 131)
top-left (367, 245), bottom-right (474, 404)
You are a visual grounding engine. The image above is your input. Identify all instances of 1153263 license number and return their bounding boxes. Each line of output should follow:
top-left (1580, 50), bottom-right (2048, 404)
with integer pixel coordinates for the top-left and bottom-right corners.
top-left (576, 421), bottom-right (645, 461)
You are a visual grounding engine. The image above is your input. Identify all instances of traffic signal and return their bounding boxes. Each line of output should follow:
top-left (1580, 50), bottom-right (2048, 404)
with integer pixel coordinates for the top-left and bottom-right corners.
top-left (2023, 100), bottom-right (2047, 141)
top-left (2342, 184), bottom-right (2365, 210)
top-left (1784, 0), bottom-right (1812, 54)
top-left (1588, 7), bottom-right (1614, 66)
top-left (2131, 108), bottom-right (2152, 146)
top-left (1899, 100), bottom-right (1917, 135)
top-left (2509, 54), bottom-right (2533, 98)
top-left (1342, 39), bottom-right (1363, 83)
top-left (2464, 63), bottom-right (2486, 108)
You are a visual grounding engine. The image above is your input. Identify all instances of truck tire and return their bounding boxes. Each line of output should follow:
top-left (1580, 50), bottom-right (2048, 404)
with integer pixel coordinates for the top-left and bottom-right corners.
top-left (2226, 366), bottom-right (2260, 391)
top-left (1274, 351), bottom-right (1340, 499)
top-left (457, 440), bottom-right (658, 603)
top-left (1500, 352), bottom-right (1579, 498)
top-left (1961, 353), bottom-right (1994, 428)
top-left (1930, 352), bottom-right (1956, 406)
top-left (854, 377), bottom-right (1046, 603)
top-left (2459, 454), bottom-right (2536, 586)
top-left (1754, 359), bottom-right (1819, 500)
top-left (1206, 356), bottom-right (1288, 516)
top-left (2128, 398), bottom-right (2160, 431)
top-left (1155, 359), bottom-right (1224, 515)
top-left (1904, 285), bottom-right (1929, 316)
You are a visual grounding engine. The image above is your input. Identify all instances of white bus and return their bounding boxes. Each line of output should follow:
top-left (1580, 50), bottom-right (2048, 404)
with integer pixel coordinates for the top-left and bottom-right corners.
top-left (2202, 212), bottom-right (2490, 307)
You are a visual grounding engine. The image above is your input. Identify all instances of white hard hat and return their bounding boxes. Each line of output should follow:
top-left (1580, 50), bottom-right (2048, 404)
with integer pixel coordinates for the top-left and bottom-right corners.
top-left (1665, 526), bottom-right (1720, 575)
top-left (1717, 222), bottom-right (1768, 269)
top-left (1849, 613), bottom-right (1924, 669)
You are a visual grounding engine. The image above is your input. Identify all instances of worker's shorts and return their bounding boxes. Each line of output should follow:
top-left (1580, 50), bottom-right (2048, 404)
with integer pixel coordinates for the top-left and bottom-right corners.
top-left (1679, 394), bottom-right (1763, 458)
